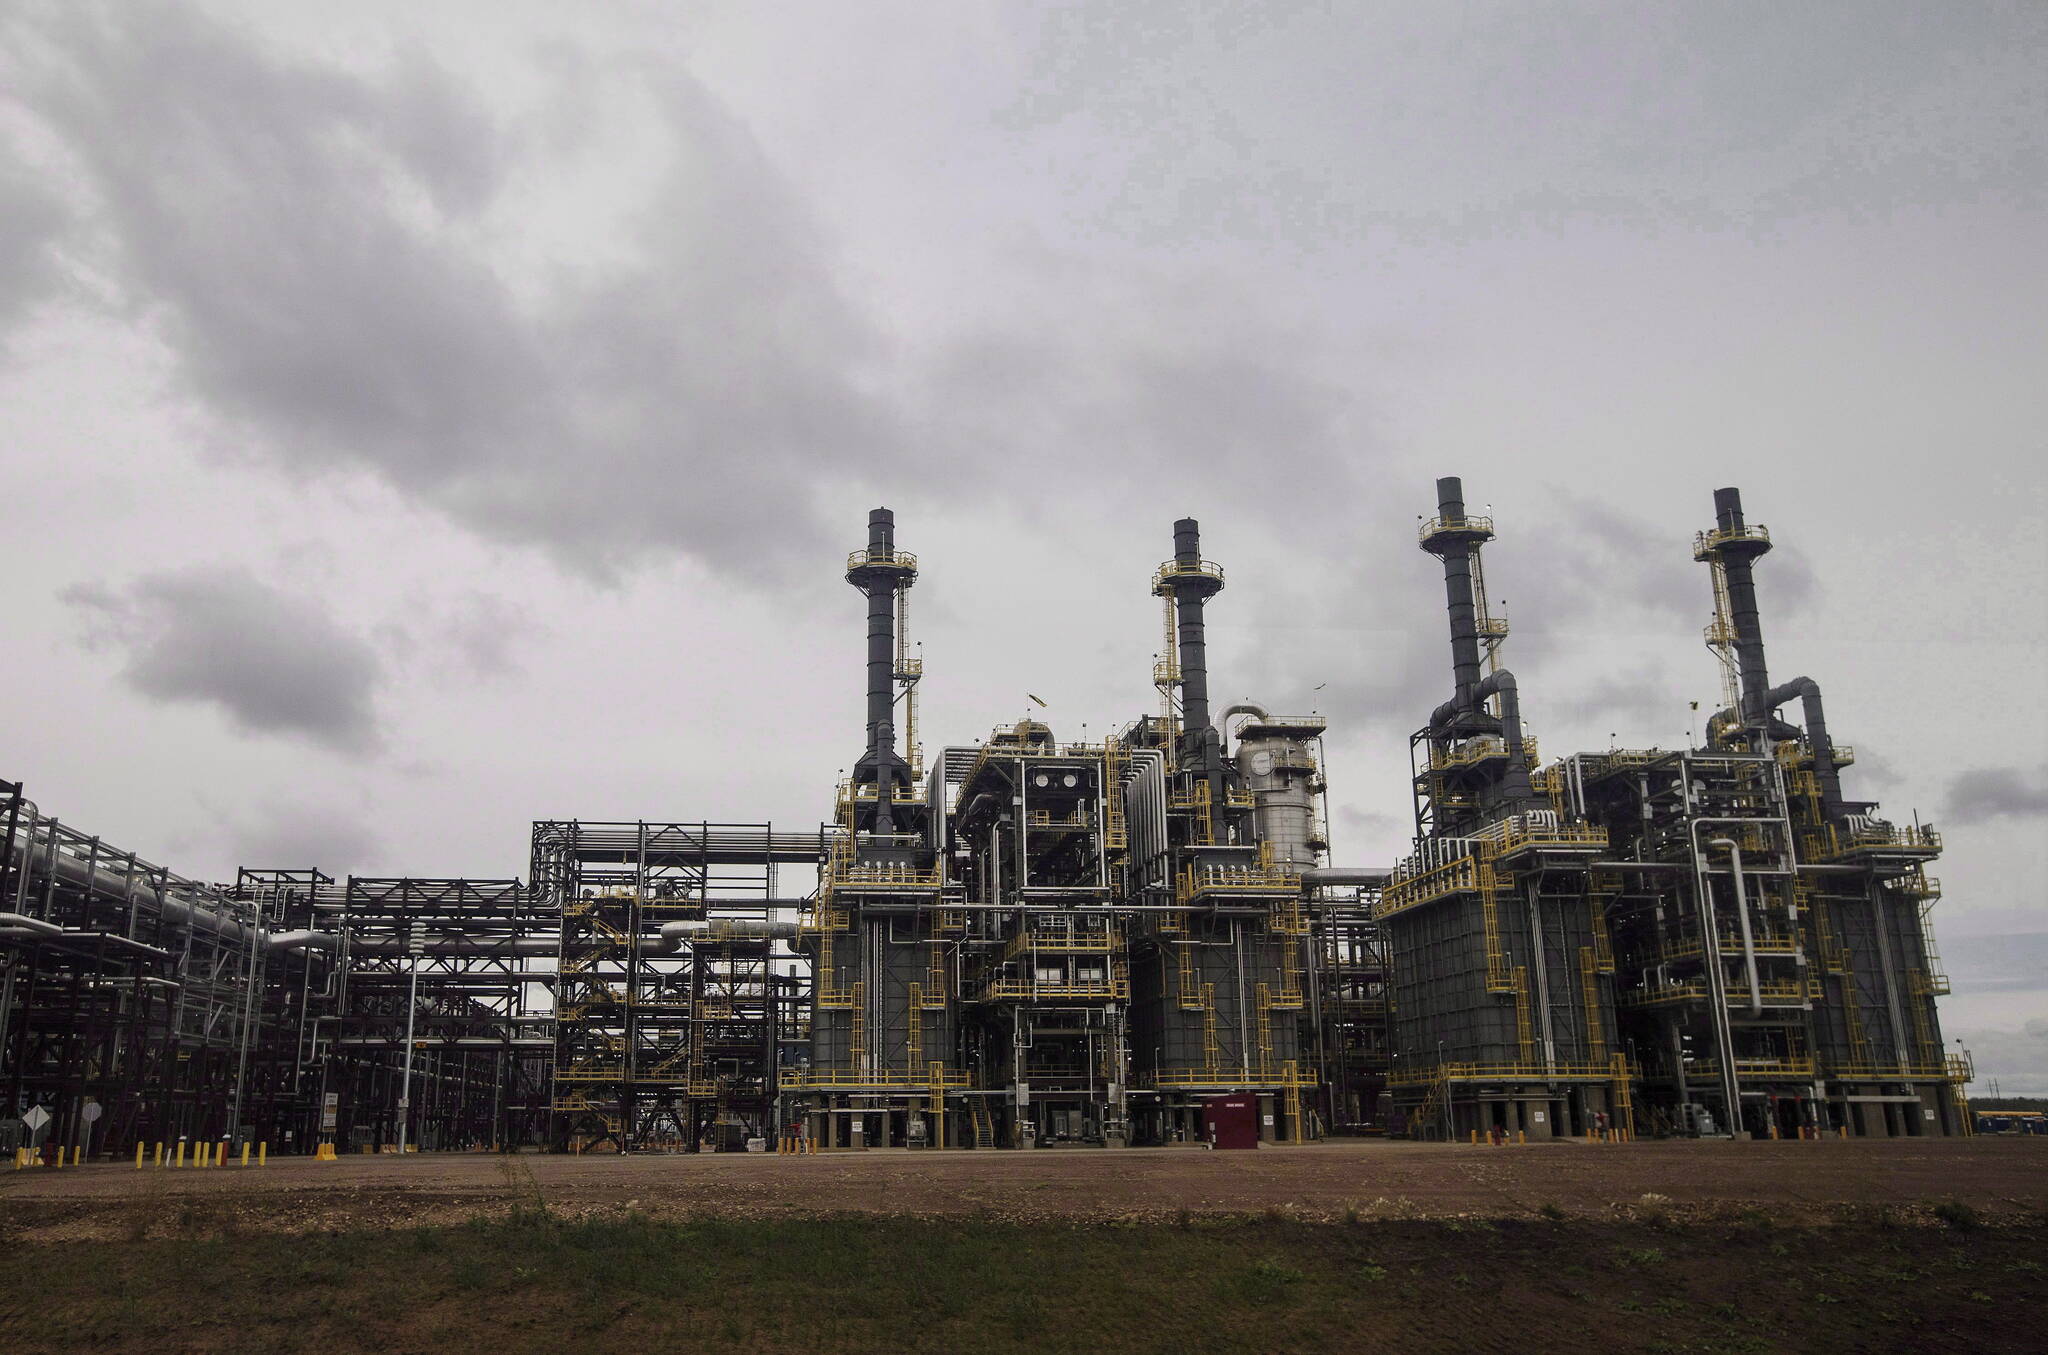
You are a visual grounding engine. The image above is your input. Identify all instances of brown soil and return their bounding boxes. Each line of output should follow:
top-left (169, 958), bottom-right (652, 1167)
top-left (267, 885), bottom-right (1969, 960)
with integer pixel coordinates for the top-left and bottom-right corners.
top-left (4, 1137), bottom-right (2043, 1242)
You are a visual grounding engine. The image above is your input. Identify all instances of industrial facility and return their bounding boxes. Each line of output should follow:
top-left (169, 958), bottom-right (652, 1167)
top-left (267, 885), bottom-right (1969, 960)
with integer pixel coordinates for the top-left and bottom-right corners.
top-left (0, 483), bottom-right (1971, 1159)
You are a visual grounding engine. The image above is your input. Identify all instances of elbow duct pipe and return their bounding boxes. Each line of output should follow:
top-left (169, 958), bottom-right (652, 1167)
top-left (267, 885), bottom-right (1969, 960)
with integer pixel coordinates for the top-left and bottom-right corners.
top-left (1474, 669), bottom-right (1539, 806)
top-left (1765, 677), bottom-right (1845, 822)
top-left (1219, 702), bottom-right (1270, 730)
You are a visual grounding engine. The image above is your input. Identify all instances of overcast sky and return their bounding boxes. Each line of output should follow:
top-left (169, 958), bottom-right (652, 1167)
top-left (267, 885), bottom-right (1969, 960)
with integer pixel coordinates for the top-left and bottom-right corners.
top-left (2, 2), bottom-right (2043, 1087)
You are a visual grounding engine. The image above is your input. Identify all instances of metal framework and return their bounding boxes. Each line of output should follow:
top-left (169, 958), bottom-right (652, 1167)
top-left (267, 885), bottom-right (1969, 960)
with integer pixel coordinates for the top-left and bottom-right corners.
top-left (1, 486), bottom-right (1966, 1156)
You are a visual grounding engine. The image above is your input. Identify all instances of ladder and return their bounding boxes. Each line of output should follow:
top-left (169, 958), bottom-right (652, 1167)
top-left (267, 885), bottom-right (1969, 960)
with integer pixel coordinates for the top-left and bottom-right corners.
top-left (1414, 1066), bottom-right (1450, 1140)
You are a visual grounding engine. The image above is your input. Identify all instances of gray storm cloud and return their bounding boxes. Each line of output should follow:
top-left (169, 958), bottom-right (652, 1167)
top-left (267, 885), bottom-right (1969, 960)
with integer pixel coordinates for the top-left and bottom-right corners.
top-left (12, 2), bottom-right (901, 584)
top-left (10, 4), bottom-right (1400, 593)
top-left (1945, 767), bottom-right (2048, 826)
top-left (65, 565), bottom-right (384, 754)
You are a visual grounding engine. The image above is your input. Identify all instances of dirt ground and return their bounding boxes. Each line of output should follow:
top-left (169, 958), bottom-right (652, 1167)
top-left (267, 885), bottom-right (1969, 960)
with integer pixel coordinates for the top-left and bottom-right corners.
top-left (4, 1137), bottom-right (2043, 1242)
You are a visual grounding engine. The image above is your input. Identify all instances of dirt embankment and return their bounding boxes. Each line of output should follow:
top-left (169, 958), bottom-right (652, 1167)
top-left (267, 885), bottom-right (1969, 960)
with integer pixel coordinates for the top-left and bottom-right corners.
top-left (4, 1138), bottom-right (2043, 1243)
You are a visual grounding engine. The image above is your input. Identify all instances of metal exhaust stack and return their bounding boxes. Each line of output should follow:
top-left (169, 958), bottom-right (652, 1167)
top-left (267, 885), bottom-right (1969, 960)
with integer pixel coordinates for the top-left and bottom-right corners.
top-left (1422, 476), bottom-right (1490, 722)
top-left (1698, 488), bottom-right (1845, 820)
top-left (1710, 487), bottom-right (1774, 720)
top-left (1154, 519), bottom-right (1229, 838)
top-left (846, 507), bottom-right (917, 835)
top-left (1170, 518), bottom-right (1217, 743)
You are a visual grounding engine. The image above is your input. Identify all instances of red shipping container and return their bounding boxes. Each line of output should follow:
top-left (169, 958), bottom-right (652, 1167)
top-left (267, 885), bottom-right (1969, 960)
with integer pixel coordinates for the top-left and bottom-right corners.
top-left (1202, 1093), bottom-right (1260, 1150)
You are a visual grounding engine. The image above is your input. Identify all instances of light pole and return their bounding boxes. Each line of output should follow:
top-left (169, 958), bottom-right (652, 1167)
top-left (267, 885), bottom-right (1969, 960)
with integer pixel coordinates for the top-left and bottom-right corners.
top-left (397, 951), bottom-right (420, 1154)
top-left (1437, 1039), bottom-right (1450, 1142)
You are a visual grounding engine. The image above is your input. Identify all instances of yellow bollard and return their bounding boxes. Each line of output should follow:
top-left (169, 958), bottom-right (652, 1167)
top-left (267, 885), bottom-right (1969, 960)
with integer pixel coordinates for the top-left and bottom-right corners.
top-left (136, 1142), bottom-right (145, 1169)
top-left (155, 1142), bottom-right (164, 1167)
top-left (259, 1143), bottom-right (267, 1167)
top-left (174, 1141), bottom-right (186, 1168)
top-left (1518, 1131), bottom-right (1526, 1145)
top-left (240, 1143), bottom-right (250, 1167)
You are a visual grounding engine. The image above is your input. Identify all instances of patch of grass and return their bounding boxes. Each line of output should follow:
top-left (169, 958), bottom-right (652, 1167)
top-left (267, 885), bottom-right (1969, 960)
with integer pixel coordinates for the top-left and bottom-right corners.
top-left (1933, 1200), bottom-right (1984, 1232)
top-left (1231, 1256), bottom-right (1307, 1306)
top-left (1537, 1201), bottom-right (1567, 1221)
top-left (3, 1214), bottom-right (2046, 1355)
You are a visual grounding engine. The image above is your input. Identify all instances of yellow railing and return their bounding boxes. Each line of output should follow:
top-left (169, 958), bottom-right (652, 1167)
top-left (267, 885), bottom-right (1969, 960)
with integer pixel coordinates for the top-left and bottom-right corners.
top-left (782, 1067), bottom-right (970, 1091)
top-left (981, 976), bottom-right (1130, 1002)
top-left (1619, 980), bottom-right (1815, 1008)
top-left (845, 547), bottom-right (916, 573)
top-left (1418, 513), bottom-right (1494, 544)
top-left (1004, 926), bottom-right (1118, 959)
top-left (1806, 823), bottom-right (1941, 860)
top-left (1425, 736), bottom-right (1540, 773)
top-left (1829, 1057), bottom-right (1972, 1084)
top-left (1687, 1057), bottom-right (1815, 1080)
top-left (1150, 558), bottom-right (1226, 595)
top-left (1483, 818), bottom-right (1609, 858)
top-left (1388, 1060), bottom-right (1624, 1088)
top-left (1692, 523), bottom-right (1770, 559)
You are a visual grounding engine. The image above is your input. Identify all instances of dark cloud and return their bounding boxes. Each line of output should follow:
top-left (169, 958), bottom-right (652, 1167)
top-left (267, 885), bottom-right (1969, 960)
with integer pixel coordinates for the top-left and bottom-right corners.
top-left (373, 591), bottom-right (539, 684)
top-left (15, 4), bottom-right (1401, 589)
top-left (1544, 663), bottom-right (1683, 738)
top-left (1947, 1013), bottom-right (2048, 1096)
top-left (1945, 766), bottom-right (2048, 825)
top-left (227, 797), bottom-right (380, 874)
top-left (14, 2), bottom-right (902, 583)
top-left (0, 159), bottom-right (69, 338)
top-left (65, 565), bottom-right (383, 753)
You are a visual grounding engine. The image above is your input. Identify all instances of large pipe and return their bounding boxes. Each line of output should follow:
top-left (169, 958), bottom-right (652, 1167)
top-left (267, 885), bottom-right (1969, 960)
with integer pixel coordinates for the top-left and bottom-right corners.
top-left (9, 828), bottom-right (265, 947)
top-left (1710, 838), bottom-right (1763, 1016)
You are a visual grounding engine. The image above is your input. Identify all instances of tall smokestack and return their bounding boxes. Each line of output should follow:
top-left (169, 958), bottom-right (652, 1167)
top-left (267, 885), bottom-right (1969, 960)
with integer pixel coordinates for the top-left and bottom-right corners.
top-left (846, 507), bottom-right (916, 834)
top-left (1170, 518), bottom-right (1216, 741)
top-left (1422, 476), bottom-right (1489, 719)
top-left (1709, 487), bottom-right (1773, 722)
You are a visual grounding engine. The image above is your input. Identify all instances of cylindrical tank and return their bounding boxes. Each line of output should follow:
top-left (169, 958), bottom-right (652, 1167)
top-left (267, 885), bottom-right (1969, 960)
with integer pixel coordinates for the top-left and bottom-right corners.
top-left (1234, 715), bottom-right (1329, 867)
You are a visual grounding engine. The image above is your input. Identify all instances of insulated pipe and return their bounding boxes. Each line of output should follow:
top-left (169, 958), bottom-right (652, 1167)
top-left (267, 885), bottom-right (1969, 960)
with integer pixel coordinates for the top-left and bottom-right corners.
top-left (9, 830), bottom-right (263, 946)
top-left (1711, 488), bottom-right (1773, 722)
top-left (266, 930), bottom-right (339, 953)
top-left (1434, 477), bottom-right (1485, 714)
top-left (0, 912), bottom-right (63, 940)
top-left (655, 919), bottom-right (799, 953)
top-left (1709, 838), bottom-right (1763, 1016)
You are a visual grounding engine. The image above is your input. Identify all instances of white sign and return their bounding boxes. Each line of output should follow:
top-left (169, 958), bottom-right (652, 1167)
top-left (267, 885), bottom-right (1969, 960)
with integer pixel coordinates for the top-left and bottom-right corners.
top-left (22, 1106), bottom-right (50, 1131)
top-left (1532, 1111), bottom-right (1546, 1122)
top-left (81, 1102), bottom-right (103, 1123)
top-left (321, 1092), bottom-right (339, 1131)
top-left (1262, 1114), bottom-right (1275, 1126)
